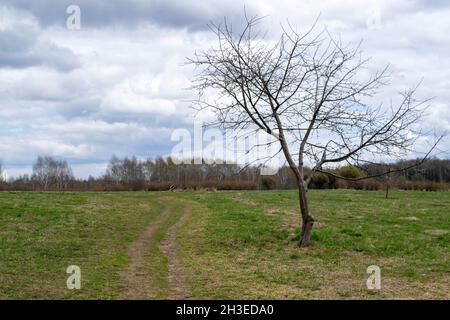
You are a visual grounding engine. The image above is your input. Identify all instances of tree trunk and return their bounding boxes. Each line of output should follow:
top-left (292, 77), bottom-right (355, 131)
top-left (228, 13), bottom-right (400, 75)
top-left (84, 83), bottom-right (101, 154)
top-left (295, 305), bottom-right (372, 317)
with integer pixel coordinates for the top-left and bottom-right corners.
top-left (385, 169), bottom-right (391, 199)
top-left (385, 181), bottom-right (389, 199)
top-left (298, 183), bottom-right (314, 247)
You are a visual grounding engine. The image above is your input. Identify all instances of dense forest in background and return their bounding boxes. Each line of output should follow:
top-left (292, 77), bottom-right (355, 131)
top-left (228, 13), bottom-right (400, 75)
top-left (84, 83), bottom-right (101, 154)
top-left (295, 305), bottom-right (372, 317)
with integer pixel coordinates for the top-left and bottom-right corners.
top-left (1, 155), bottom-right (450, 192)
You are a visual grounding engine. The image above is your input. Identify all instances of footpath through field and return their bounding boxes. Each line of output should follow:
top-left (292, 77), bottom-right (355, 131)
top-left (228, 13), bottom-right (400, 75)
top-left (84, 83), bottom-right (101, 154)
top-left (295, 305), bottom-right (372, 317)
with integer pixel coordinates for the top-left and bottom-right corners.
top-left (119, 197), bottom-right (192, 299)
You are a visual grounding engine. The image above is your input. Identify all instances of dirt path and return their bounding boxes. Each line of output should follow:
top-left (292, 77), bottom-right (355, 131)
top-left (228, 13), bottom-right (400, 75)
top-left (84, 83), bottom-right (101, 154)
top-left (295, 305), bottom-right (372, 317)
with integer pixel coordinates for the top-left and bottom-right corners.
top-left (159, 205), bottom-right (192, 299)
top-left (120, 200), bottom-right (192, 299)
top-left (119, 203), bottom-right (172, 299)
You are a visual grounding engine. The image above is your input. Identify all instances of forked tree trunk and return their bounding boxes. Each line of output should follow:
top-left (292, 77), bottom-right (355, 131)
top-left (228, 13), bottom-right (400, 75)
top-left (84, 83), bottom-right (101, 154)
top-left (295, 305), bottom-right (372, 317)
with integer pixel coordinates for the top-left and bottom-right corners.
top-left (298, 183), bottom-right (314, 247)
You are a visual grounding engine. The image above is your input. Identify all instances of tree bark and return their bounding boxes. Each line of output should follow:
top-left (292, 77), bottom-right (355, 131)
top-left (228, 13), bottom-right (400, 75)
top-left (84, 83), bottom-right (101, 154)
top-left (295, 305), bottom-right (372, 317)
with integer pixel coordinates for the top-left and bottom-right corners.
top-left (298, 183), bottom-right (314, 247)
top-left (385, 169), bottom-right (390, 199)
top-left (385, 181), bottom-right (389, 199)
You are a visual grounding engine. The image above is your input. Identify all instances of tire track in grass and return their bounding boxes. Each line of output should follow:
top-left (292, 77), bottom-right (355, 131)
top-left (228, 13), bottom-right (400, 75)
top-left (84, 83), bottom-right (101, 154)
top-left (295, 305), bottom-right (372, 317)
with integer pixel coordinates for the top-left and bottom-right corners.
top-left (120, 197), bottom-right (192, 299)
top-left (119, 202), bottom-right (172, 299)
top-left (159, 204), bottom-right (192, 299)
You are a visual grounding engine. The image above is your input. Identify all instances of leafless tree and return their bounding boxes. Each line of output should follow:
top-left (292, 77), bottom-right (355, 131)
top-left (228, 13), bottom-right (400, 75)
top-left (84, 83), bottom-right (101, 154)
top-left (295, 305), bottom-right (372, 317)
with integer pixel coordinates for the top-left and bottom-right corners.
top-left (32, 156), bottom-right (74, 190)
top-left (188, 15), bottom-right (443, 247)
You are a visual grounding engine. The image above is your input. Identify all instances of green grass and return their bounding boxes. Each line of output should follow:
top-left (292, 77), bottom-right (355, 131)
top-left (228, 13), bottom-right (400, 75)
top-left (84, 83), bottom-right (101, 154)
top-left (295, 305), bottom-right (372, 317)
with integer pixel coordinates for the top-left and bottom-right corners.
top-left (177, 190), bottom-right (449, 299)
top-left (0, 192), bottom-right (167, 299)
top-left (142, 196), bottom-right (187, 299)
top-left (0, 190), bottom-right (448, 299)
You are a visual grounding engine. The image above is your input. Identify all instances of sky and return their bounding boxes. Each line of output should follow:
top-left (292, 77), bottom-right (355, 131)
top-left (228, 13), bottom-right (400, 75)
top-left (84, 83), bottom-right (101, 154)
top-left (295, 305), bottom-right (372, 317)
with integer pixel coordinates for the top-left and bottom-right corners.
top-left (0, 0), bottom-right (449, 178)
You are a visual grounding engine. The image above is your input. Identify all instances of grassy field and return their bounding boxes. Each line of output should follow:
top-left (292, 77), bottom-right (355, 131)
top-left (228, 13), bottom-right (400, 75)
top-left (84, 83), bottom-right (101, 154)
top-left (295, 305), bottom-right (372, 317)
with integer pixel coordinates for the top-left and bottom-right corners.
top-left (0, 190), bottom-right (448, 299)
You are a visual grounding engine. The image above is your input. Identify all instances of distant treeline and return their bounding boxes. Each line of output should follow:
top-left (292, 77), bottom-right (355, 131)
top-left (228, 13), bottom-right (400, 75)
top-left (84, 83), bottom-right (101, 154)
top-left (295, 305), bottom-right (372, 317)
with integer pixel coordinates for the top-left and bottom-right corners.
top-left (1, 156), bottom-right (450, 192)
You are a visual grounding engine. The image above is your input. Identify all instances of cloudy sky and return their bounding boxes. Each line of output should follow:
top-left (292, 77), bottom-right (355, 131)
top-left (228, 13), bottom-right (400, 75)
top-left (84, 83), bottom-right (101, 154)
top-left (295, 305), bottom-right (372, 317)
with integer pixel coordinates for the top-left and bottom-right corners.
top-left (0, 0), bottom-right (449, 178)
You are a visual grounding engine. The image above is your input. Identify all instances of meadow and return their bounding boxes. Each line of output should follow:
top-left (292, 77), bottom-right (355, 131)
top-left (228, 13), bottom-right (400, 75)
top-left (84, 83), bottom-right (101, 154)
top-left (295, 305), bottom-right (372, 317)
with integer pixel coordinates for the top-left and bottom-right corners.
top-left (0, 190), bottom-right (448, 299)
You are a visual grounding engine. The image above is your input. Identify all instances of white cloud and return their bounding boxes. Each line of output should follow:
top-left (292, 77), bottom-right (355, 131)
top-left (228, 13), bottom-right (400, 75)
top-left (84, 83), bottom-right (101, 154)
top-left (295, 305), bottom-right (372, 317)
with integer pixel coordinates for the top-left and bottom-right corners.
top-left (1, 0), bottom-right (449, 177)
top-left (101, 86), bottom-right (177, 116)
top-left (0, 7), bottom-right (80, 70)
